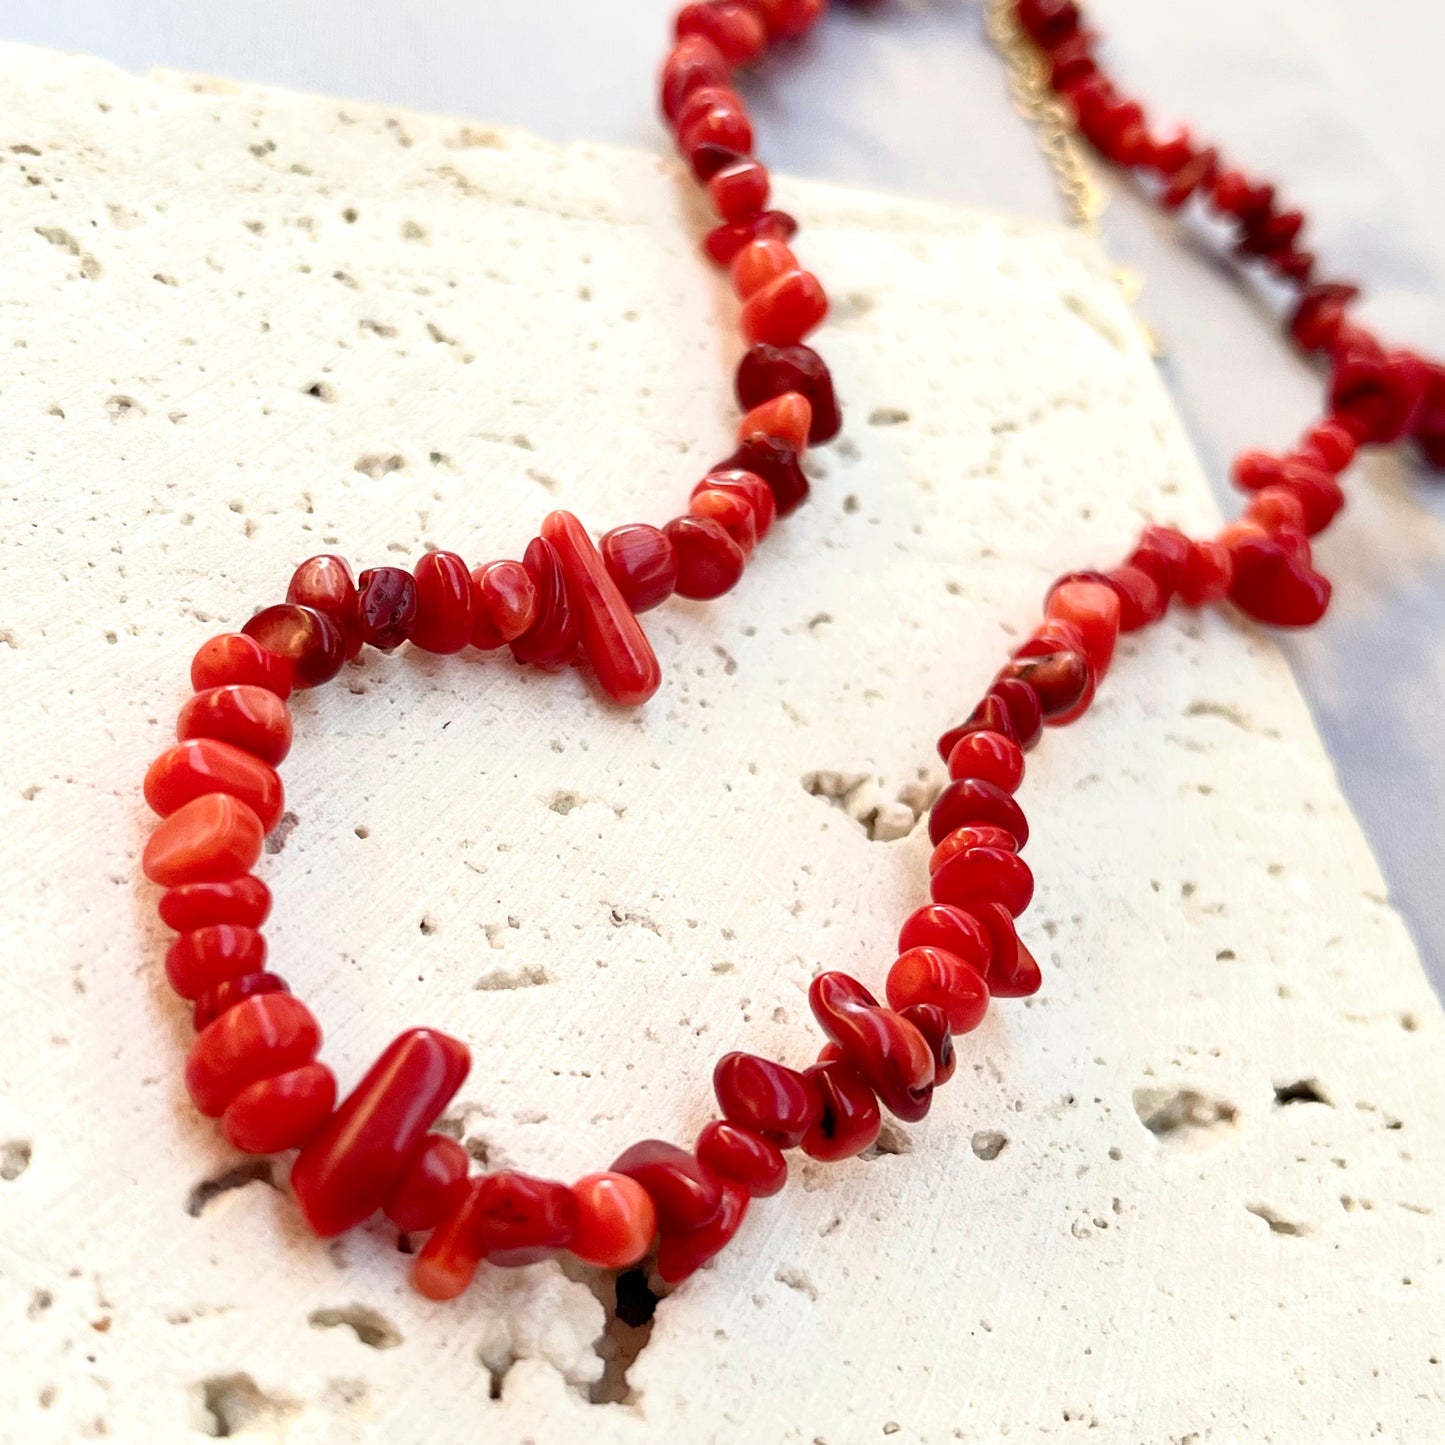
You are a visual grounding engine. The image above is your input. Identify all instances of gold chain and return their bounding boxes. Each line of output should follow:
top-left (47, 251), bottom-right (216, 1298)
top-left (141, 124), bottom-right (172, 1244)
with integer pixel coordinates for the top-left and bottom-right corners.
top-left (983, 0), bottom-right (1105, 235)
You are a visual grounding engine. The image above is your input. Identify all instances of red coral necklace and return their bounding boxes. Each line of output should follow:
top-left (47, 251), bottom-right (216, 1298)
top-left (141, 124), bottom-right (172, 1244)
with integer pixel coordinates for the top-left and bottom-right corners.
top-left (138, 0), bottom-right (1445, 1298)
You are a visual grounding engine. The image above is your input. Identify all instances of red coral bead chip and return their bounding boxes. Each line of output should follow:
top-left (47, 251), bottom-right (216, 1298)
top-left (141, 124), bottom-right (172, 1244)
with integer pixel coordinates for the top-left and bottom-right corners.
top-left (356, 567), bottom-right (418, 651)
top-left (142, 793), bottom-right (266, 887)
top-left (714, 435), bottom-right (809, 516)
top-left (656, 1180), bottom-right (750, 1284)
top-left (735, 342), bottom-right (842, 444)
top-left (660, 34), bottom-right (729, 124)
top-left (885, 946), bottom-right (990, 1035)
top-left (192, 971), bottom-right (290, 1032)
top-left (897, 903), bottom-right (992, 972)
top-left (800, 1060), bottom-right (881, 1162)
top-left (242, 604), bottom-right (345, 688)
top-left (611, 1139), bottom-right (722, 1232)
top-left (663, 515), bottom-right (747, 599)
top-left (286, 555), bottom-right (362, 660)
top-left (928, 776), bottom-right (1030, 849)
top-left (600, 524), bottom-right (679, 613)
top-left (713, 1052), bottom-right (821, 1149)
top-left (946, 729), bottom-right (1025, 792)
top-left (190, 633), bottom-right (292, 700)
top-left (928, 824), bottom-right (1019, 877)
top-left (983, 678), bottom-right (1044, 750)
top-left (808, 973), bottom-right (935, 1123)
top-left (511, 537), bottom-right (580, 670)
top-left (410, 551), bottom-right (475, 654)
top-left (708, 159), bottom-right (772, 223)
top-left (568, 1172), bottom-right (658, 1269)
top-left (703, 210), bottom-right (799, 267)
top-left (689, 486), bottom-right (759, 556)
top-left (899, 1003), bottom-right (957, 1086)
top-left (177, 685), bottom-right (292, 767)
top-left (159, 876), bottom-right (272, 933)
top-left (740, 269), bottom-right (828, 346)
top-left (973, 903), bottom-right (1043, 998)
top-left (930, 845), bottom-right (1035, 918)
top-left (693, 469), bottom-right (777, 541)
top-left (469, 559), bottom-right (540, 649)
top-left (696, 1120), bottom-right (787, 1198)
top-left (738, 391), bottom-right (812, 452)
top-left (385, 1134), bottom-right (472, 1233)
top-left (675, 1), bottom-right (767, 66)
top-left (165, 924), bottom-right (268, 1001)
top-left (222, 1062), bottom-right (337, 1154)
top-left (185, 993), bottom-right (322, 1118)
top-left (144, 738), bottom-right (284, 835)
top-left (1044, 576), bottom-right (1121, 675)
top-left (474, 1171), bottom-right (577, 1267)
top-left (1177, 540), bottom-right (1233, 607)
top-left (412, 1178), bottom-right (489, 1300)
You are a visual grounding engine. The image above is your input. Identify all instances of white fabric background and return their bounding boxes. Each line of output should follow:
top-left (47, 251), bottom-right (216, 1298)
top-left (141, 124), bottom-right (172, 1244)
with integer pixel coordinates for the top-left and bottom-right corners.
top-left (10, 0), bottom-right (1445, 991)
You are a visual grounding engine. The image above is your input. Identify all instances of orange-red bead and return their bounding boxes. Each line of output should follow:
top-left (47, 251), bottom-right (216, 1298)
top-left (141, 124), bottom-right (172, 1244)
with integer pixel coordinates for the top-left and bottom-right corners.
top-left (731, 237), bottom-right (797, 299)
top-left (190, 633), bottom-right (292, 700)
top-left (185, 993), bottom-right (322, 1118)
top-left (142, 793), bottom-right (265, 887)
top-left (738, 391), bottom-right (812, 452)
top-left (884, 946), bottom-right (990, 1034)
top-left (469, 559), bottom-right (539, 649)
top-left (165, 924), bottom-right (267, 1000)
top-left (568, 1172), bottom-right (658, 1268)
top-left (144, 738), bottom-right (284, 834)
top-left (222, 1062), bottom-right (337, 1154)
top-left (688, 486), bottom-right (758, 556)
top-left (158, 876), bottom-right (272, 933)
top-left (178, 685), bottom-right (293, 766)
top-left (740, 269), bottom-right (828, 346)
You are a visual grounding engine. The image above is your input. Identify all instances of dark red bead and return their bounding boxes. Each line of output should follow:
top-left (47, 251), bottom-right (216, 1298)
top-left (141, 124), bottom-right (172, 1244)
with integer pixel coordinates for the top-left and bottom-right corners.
top-left (191, 971), bottom-right (289, 1031)
top-left (1159, 145), bottom-right (1218, 210)
top-left (600, 523), bottom-right (678, 613)
top-left (243, 604), bottom-right (345, 688)
top-left (937, 695), bottom-right (1018, 762)
top-left (696, 1120), bottom-right (787, 1198)
top-left (410, 551), bottom-right (474, 654)
top-left (897, 904), bottom-right (992, 972)
top-left (1225, 532), bottom-right (1332, 628)
top-left (663, 515), bottom-right (746, 599)
top-left (611, 1139), bottom-right (722, 1232)
top-left (473, 1171), bottom-right (577, 1267)
top-left (808, 973), bottom-right (934, 1123)
top-left (800, 1060), bottom-right (881, 1162)
top-left (166, 923), bottom-right (267, 1000)
top-left (384, 1134), bottom-right (472, 1233)
top-left (160, 875), bottom-right (272, 933)
top-left (899, 1003), bottom-right (957, 1087)
top-left (1107, 564), bottom-right (1166, 631)
top-left (1330, 341), bottom-right (1429, 445)
top-left (291, 1028), bottom-right (472, 1237)
top-left (735, 342), bottom-right (841, 444)
top-left (930, 845), bottom-right (1034, 918)
top-left (1017, 0), bottom-right (1080, 47)
top-left (1129, 525), bottom-right (1191, 594)
top-left (355, 567), bottom-right (418, 651)
top-left (286, 555), bottom-right (361, 660)
top-left (715, 435), bottom-right (810, 516)
top-left (713, 1052), bottom-right (820, 1149)
top-left (928, 776), bottom-right (1029, 849)
top-left (1177, 540), bottom-right (1233, 607)
top-left (1288, 282), bottom-right (1358, 353)
top-left (973, 903), bottom-right (1043, 998)
top-left (997, 648), bottom-right (1090, 723)
top-left (655, 1180), bottom-right (749, 1285)
top-left (1048, 32), bottom-right (1098, 90)
top-left (510, 536), bottom-right (580, 670)
top-left (983, 678), bottom-right (1044, 750)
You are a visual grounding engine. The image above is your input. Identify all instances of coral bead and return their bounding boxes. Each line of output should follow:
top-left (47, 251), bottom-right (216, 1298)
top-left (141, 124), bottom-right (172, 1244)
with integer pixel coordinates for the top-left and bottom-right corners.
top-left (982, 678), bottom-right (1044, 750)
top-left (192, 972), bottom-right (289, 1031)
top-left (291, 1028), bottom-right (471, 1237)
top-left (928, 824), bottom-right (1019, 876)
top-left (885, 947), bottom-right (989, 1035)
top-left (946, 729), bottom-right (1024, 792)
top-left (693, 469), bottom-right (776, 541)
top-left (469, 560), bottom-right (539, 649)
top-left (660, 34), bottom-right (728, 124)
top-left (473, 1171), bottom-right (577, 1267)
top-left (185, 993), bottom-right (322, 1118)
top-left (808, 973), bottom-right (935, 1123)
top-left (568, 1172), bottom-right (658, 1269)
top-left (740, 269), bottom-right (828, 346)
top-left (696, 1120), bottom-right (787, 1198)
top-left (731, 237), bottom-right (797, 300)
top-left (1177, 539), bottom-right (1233, 607)
top-left (190, 633), bottom-right (292, 700)
top-left (600, 524), bottom-right (678, 613)
top-left (412, 1178), bottom-right (489, 1300)
top-left (900, 1003), bottom-right (957, 1086)
top-left (738, 392), bottom-right (812, 453)
top-left (897, 903), bottom-right (992, 972)
top-left (384, 1134), bottom-right (472, 1233)
top-left (930, 845), bottom-right (1035, 918)
top-left (178, 685), bottom-right (292, 767)
top-left (542, 510), bottom-right (662, 706)
top-left (655, 1180), bottom-right (749, 1284)
top-left (356, 566), bottom-right (418, 651)
top-left (800, 1060), bottom-right (881, 1162)
top-left (159, 876), bottom-right (272, 933)
top-left (973, 903), bottom-right (1043, 998)
top-left (243, 604), bottom-right (345, 688)
top-left (511, 537), bottom-right (580, 670)
top-left (663, 515), bottom-right (746, 600)
top-left (689, 486), bottom-right (758, 556)
top-left (1044, 576), bottom-right (1121, 675)
top-left (735, 342), bottom-right (841, 444)
top-left (713, 1052), bottom-right (820, 1149)
top-left (144, 738), bottom-right (284, 834)
top-left (704, 210), bottom-right (798, 267)
top-left (610, 1139), bottom-right (721, 1232)
top-left (675, 1), bottom-right (767, 66)
top-left (715, 435), bottom-right (809, 516)
top-left (997, 647), bottom-right (1091, 724)
top-left (286, 555), bottom-right (361, 660)
top-left (709, 158), bottom-right (771, 222)
top-left (928, 777), bottom-right (1029, 849)
top-left (165, 924), bottom-right (267, 1001)
top-left (142, 793), bottom-right (265, 887)
top-left (410, 551), bottom-right (474, 654)
top-left (1107, 563), bottom-right (1165, 631)
top-left (1225, 532), bottom-right (1331, 628)
top-left (222, 1062), bottom-right (337, 1154)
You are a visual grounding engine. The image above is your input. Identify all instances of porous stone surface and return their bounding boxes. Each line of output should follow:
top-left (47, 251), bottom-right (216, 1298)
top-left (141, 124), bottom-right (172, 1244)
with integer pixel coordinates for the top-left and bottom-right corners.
top-left (1, 42), bottom-right (1442, 1445)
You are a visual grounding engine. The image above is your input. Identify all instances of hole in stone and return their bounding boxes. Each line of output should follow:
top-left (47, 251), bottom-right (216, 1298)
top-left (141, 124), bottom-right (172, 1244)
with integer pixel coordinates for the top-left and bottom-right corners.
top-left (197, 1373), bottom-right (298, 1437)
top-left (307, 1304), bottom-right (403, 1350)
top-left (1245, 1202), bottom-right (1309, 1237)
top-left (263, 812), bottom-right (299, 854)
top-left (419, 914), bottom-right (438, 936)
top-left (584, 1265), bottom-right (660, 1405)
top-left (866, 406), bottom-right (909, 426)
top-left (186, 1160), bottom-right (277, 1217)
top-left (303, 381), bottom-right (338, 402)
top-left (1273, 1078), bottom-right (1332, 1108)
top-left (863, 1122), bottom-right (914, 1159)
top-left (971, 1130), bottom-right (1008, 1161)
top-left (1, 1140), bottom-right (32, 1180)
top-left (354, 452), bottom-right (404, 479)
top-left (1132, 1087), bottom-right (1238, 1148)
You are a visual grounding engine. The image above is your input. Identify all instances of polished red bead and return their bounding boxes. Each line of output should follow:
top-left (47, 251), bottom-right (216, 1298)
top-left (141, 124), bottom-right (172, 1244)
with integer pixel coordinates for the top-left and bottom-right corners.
top-left (356, 566), bottom-right (419, 651)
top-left (165, 924), bottom-right (267, 1001)
top-left (542, 510), bottom-right (662, 706)
top-left (1299, 418), bottom-right (1357, 473)
top-left (190, 633), bottom-right (292, 700)
top-left (142, 793), bottom-right (265, 887)
top-left (1288, 282), bottom-right (1358, 353)
top-left (974, 902), bottom-right (1043, 998)
top-left (928, 824), bottom-right (1019, 877)
top-left (1159, 145), bottom-right (1218, 210)
top-left (159, 876), bottom-right (272, 933)
top-left (1331, 342), bottom-right (1429, 445)
top-left (714, 434), bottom-right (809, 516)
top-left (703, 210), bottom-right (799, 267)
top-left (410, 551), bottom-right (474, 654)
top-left (713, 1052), bottom-right (820, 1149)
top-left (1107, 563), bottom-right (1166, 631)
top-left (693, 468), bottom-right (777, 541)
top-left (611, 1139), bottom-right (721, 1232)
top-left (982, 678), bottom-right (1044, 750)
top-left (185, 992), bottom-right (322, 1118)
top-left (808, 973), bottom-right (934, 1123)
top-left (177, 685), bottom-right (292, 767)
top-left (1246, 485), bottom-right (1309, 535)
top-left (286, 555), bottom-right (361, 660)
top-left (243, 604), bottom-right (345, 688)
top-left (997, 646), bottom-right (1090, 724)
top-left (885, 946), bottom-right (989, 1035)
top-left (897, 903), bottom-right (992, 972)
top-left (469, 559), bottom-right (540, 649)
top-left (1225, 532), bottom-right (1331, 628)
top-left (696, 1120), bottom-right (787, 1198)
top-left (679, 108), bottom-right (753, 180)
top-left (735, 341), bottom-right (841, 444)
top-left (1045, 576), bottom-right (1120, 675)
top-left (928, 776), bottom-right (1029, 849)
top-left (291, 1028), bottom-right (472, 1237)
top-left (412, 1177), bottom-right (489, 1300)
top-left (946, 729), bottom-right (1024, 792)
top-left (937, 696), bottom-right (1017, 762)
top-left (930, 845), bottom-right (1034, 918)
top-left (800, 1059), bottom-right (881, 1162)
top-left (600, 524), bottom-right (678, 613)
top-left (756, 0), bottom-right (827, 40)
top-left (741, 269), bottom-right (828, 347)
top-left (144, 738), bottom-right (284, 834)
top-left (192, 971), bottom-right (289, 1031)
top-left (899, 1003), bottom-right (957, 1087)
top-left (1128, 525), bottom-right (1192, 595)
top-left (689, 486), bottom-right (758, 556)
top-left (731, 237), bottom-right (797, 299)
top-left (738, 391), bottom-right (812, 453)
top-left (660, 34), bottom-right (729, 124)
top-left (675, 1), bottom-right (767, 66)
top-left (510, 537), bottom-right (580, 670)
top-left (473, 1170), bottom-right (577, 1266)
top-left (568, 1172), bottom-right (658, 1269)
top-left (709, 158), bottom-right (771, 222)
top-left (675, 82), bottom-right (747, 136)
top-left (655, 1179), bottom-right (750, 1285)
top-left (222, 1062), bottom-right (337, 1154)
top-left (384, 1134), bottom-right (472, 1233)
top-left (663, 515), bottom-right (747, 599)
top-left (1177, 539), bottom-right (1233, 607)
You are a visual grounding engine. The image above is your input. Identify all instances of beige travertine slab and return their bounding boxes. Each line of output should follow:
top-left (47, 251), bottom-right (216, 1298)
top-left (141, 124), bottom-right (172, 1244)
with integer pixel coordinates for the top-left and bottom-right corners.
top-left (0, 42), bottom-right (1441, 1445)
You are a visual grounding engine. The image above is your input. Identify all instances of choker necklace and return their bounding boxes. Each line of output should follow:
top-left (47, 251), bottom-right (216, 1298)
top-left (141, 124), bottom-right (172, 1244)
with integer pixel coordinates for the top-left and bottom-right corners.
top-left (138, 0), bottom-right (1445, 1300)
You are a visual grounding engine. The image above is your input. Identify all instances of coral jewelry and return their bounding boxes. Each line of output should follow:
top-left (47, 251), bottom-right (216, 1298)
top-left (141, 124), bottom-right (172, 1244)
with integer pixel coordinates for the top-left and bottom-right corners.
top-left (139, 0), bottom-right (1445, 1301)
